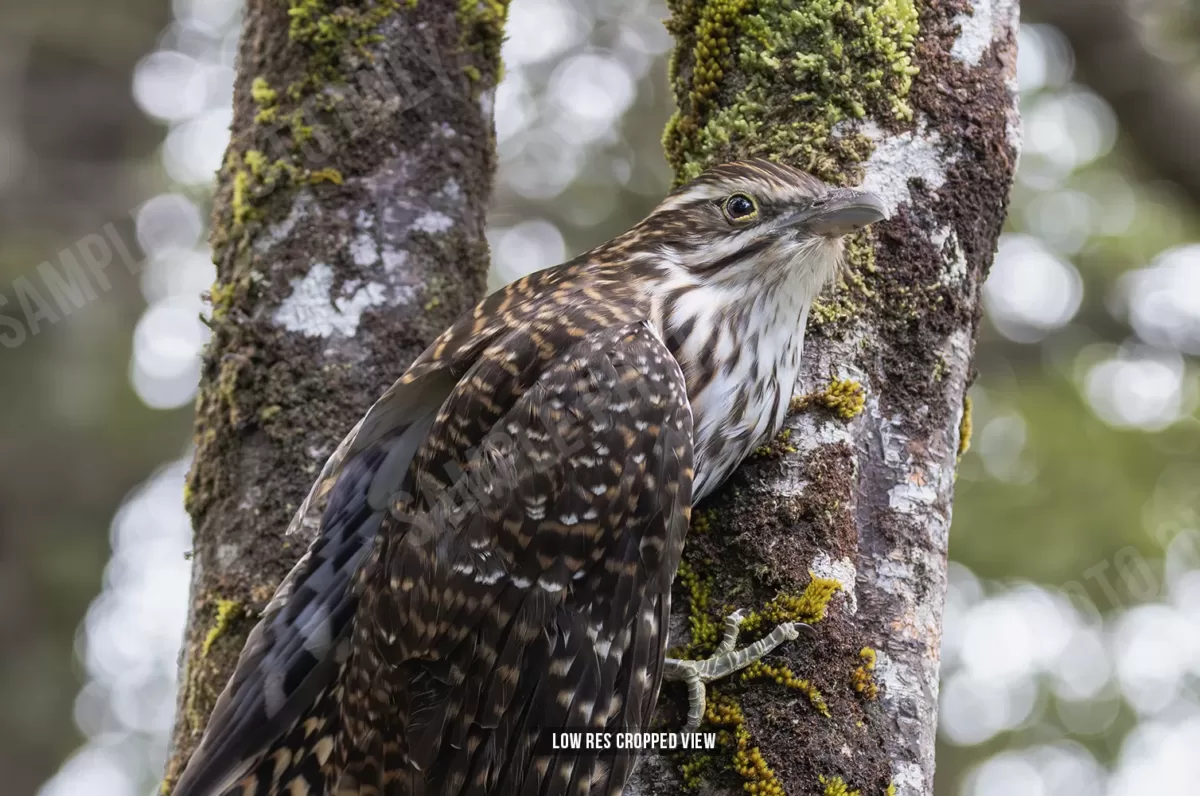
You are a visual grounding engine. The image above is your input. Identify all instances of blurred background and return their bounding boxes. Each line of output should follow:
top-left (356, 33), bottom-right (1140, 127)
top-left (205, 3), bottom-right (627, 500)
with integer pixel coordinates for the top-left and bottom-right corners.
top-left (2, 0), bottom-right (1198, 793)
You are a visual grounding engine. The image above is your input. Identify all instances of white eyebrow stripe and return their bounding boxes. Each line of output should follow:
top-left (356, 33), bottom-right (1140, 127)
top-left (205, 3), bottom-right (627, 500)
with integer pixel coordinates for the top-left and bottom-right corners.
top-left (652, 176), bottom-right (810, 217)
top-left (654, 185), bottom-right (724, 212)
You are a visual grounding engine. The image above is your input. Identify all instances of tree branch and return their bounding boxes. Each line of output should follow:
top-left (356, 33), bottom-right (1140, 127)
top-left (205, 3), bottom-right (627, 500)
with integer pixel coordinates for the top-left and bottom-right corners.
top-left (164, 0), bottom-right (507, 789)
top-left (629, 2), bottom-right (1020, 794)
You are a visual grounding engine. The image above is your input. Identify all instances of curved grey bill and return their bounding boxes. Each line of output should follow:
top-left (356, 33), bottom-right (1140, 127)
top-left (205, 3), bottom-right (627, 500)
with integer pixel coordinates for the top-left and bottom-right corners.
top-left (802, 189), bottom-right (889, 237)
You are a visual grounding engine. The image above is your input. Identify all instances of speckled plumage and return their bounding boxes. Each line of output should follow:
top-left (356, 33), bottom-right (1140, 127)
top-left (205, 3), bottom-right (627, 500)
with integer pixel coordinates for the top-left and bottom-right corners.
top-left (172, 160), bottom-right (885, 796)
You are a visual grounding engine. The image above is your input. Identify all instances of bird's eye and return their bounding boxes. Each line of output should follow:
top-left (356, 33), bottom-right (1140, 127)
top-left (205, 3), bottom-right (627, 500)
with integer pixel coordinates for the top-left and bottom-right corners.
top-left (722, 193), bottom-right (757, 222)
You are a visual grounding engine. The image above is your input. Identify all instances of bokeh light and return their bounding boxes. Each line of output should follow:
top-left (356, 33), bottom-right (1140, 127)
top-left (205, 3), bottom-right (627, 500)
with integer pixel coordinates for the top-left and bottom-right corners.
top-left (38, 460), bottom-right (193, 796)
top-left (1123, 244), bottom-right (1200, 355)
top-left (984, 234), bottom-right (1083, 342)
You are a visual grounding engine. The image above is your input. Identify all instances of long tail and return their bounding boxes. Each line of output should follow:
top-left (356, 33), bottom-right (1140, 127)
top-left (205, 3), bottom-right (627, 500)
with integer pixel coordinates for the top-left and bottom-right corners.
top-left (214, 683), bottom-right (344, 796)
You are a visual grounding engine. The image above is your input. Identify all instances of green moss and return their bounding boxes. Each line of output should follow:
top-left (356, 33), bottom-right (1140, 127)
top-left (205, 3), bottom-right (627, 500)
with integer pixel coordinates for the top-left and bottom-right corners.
top-left (243, 149), bottom-right (268, 178)
top-left (183, 665), bottom-right (205, 732)
top-left (206, 0), bottom-right (406, 261)
top-left (231, 164), bottom-right (253, 227)
top-left (754, 427), bottom-right (797, 458)
top-left (183, 665), bottom-right (206, 732)
top-left (680, 0), bottom-right (751, 119)
top-left (209, 0), bottom-right (510, 270)
top-left (208, 280), bottom-right (236, 321)
top-left (250, 77), bottom-right (277, 105)
top-left (734, 727), bottom-right (785, 796)
top-left (288, 0), bottom-right (402, 56)
top-left (741, 660), bottom-right (830, 717)
top-left (664, 0), bottom-right (919, 184)
top-left (931, 354), bottom-right (947, 382)
top-left (180, 596), bottom-right (250, 745)
top-left (852, 646), bottom-right (879, 699)
top-left (215, 356), bottom-right (249, 427)
top-left (810, 213), bottom-right (880, 331)
top-left (885, 782), bottom-right (896, 796)
top-left (821, 775), bottom-right (862, 796)
top-left (698, 692), bottom-right (785, 796)
top-left (679, 754), bottom-right (715, 790)
top-left (691, 507), bottom-right (718, 535)
top-left (457, 0), bottom-right (511, 85)
top-left (206, 0), bottom-right (511, 267)
top-left (794, 379), bottom-right (866, 420)
top-left (740, 575), bottom-right (842, 636)
top-left (201, 599), bottom-right (244, 657)
top-left (221, 147), bottom-right (320, 245)
top-left (822, 378), bottom-right (866, 419)
top-left (958, 395), bottom-right (973, 459)
top-left (283, 107), bottom-right (314, 144)
top-left (222, 147), bottom-right (301, 231)
top-left (307, 167), bottom-right (344, 185)
top-left (676, 574), bottom-right (845, 790)
top-left (675, 560), bottom-right (720, 657)
top-left (250, 76), bottom-right (279, 123)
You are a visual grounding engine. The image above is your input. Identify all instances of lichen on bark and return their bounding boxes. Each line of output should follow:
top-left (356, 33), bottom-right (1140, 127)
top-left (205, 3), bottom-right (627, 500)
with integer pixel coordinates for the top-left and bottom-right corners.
top-left (663, 0), bottom-right (920, 185)
top-left (165, 0), bottom-right (508, 790)
top-left (633, 1), bottom-right (1020, 794)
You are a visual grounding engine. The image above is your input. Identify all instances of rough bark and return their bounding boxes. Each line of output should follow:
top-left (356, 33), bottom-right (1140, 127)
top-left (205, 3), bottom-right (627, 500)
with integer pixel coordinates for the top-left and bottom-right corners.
top-left (629, 2), bottom-right (1019, 795)
top-left (164, 0), bottom-right (507, 790)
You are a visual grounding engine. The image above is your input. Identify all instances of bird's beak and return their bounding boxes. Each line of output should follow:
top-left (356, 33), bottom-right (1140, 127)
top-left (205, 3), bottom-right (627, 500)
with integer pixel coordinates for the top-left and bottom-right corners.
top-left (794, 188), bottom-right (889, 238)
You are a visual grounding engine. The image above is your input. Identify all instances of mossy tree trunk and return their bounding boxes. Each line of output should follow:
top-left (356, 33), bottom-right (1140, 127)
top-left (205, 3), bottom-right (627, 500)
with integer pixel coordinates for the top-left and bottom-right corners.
top-left (164, 0), bottom-right (508, 790)
top-left (632, 1), bottom-right (1019, 795)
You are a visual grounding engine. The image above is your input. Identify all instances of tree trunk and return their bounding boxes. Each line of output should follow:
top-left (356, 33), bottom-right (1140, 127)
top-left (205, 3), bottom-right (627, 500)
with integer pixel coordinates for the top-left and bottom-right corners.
top-left (630, 2), bottom-right (1019, 795)
top-left (163, 0), bottom-right (508, 789)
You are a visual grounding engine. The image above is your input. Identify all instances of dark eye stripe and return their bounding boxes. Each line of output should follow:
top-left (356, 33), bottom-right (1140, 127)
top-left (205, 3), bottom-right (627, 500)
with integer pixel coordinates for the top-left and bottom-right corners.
top-left (692, 236), bottom-right (773, 276)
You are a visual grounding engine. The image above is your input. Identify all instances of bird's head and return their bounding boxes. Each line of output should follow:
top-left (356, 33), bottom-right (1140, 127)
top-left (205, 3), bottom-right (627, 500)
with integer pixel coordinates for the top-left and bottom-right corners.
top-left (626, 159), bottom-right (888, 297)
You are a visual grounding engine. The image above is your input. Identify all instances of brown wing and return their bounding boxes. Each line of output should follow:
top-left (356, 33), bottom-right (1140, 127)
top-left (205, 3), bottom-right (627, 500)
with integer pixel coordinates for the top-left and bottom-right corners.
top-left (341, 321), bottom-right (694, 796)
top-left (171, 263), bottom-right (664, 796)
top-left (171, 264), bottom-right (608, 796)
top-left (170, 369), bottom-right (458, 796)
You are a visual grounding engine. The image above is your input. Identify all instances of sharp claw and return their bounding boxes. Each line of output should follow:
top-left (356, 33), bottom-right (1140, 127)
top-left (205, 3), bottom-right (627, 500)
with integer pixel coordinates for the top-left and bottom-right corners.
top-left (664, 615), bottom-right (816, 730)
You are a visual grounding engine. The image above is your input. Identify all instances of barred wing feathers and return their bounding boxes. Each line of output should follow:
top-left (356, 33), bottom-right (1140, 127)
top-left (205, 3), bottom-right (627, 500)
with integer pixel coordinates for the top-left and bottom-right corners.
top-left (173, 268), bottom-right (692, 796)
top-left (343, 321), bottom-right (694, 796)
top-left (170, 369), bottom-right (456, 796)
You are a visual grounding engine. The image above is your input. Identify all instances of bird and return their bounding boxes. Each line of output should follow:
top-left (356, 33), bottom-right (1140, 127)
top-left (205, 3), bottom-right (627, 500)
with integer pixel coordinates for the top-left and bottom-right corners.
top-left (171, 159), bottom-right (887, 796)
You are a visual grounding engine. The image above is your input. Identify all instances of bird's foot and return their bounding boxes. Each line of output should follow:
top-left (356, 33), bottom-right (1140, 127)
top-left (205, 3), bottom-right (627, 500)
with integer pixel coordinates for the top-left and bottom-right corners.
top-left (663, 610), bottom-right (814, 730)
